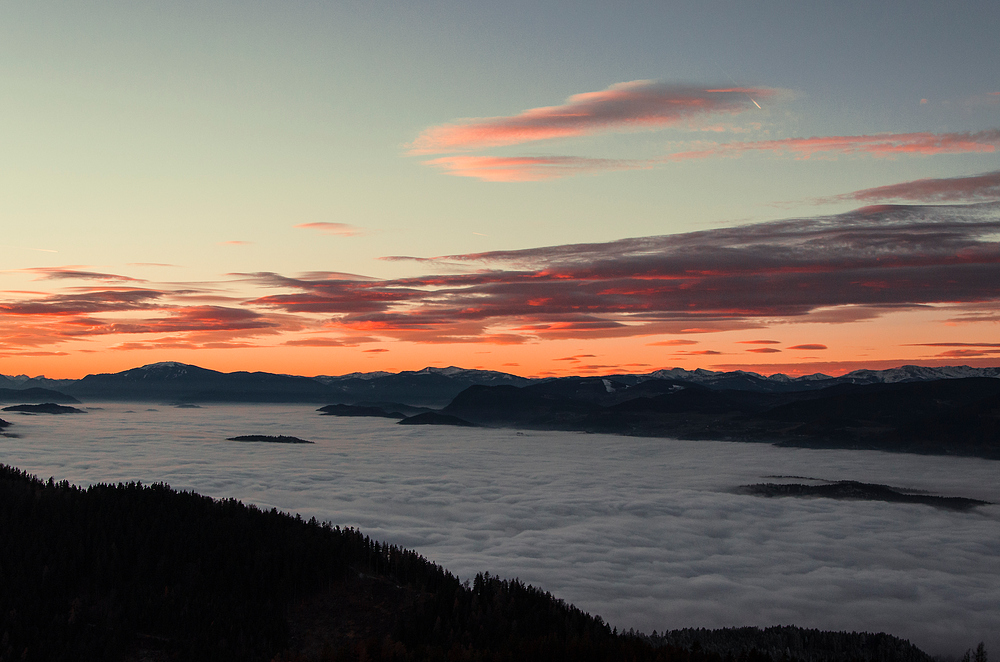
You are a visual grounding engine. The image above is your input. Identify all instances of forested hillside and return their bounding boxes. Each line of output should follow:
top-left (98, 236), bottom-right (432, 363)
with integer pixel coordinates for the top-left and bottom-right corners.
top-left (0, 465), bottom-right (940, 662)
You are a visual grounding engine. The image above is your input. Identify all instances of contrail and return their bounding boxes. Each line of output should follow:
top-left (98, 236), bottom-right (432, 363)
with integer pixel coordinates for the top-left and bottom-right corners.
top-left (1, 245), bottom-right (57, 253)
top-left (717, 64), bottom-right (761, 109)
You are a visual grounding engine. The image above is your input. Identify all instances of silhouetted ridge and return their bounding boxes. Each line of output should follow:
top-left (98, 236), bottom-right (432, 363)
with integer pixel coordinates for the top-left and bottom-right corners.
top-left (441, 377), bottom-right (1000, 459)
top-left (397, 411), bottom-right (477, 427)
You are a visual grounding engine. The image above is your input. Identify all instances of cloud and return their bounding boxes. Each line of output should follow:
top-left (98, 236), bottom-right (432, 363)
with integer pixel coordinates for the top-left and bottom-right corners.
top-left (18, 267), bottom-right (145, 282)
top-left (0, 286), bottom-right (293, 352)
top-left (363, 348), bottom-right (389, 353)
top-left (282, 336), bottom-right (376, 347)
top-left (930, 348), bottom-right (1000, 358)
top-left (900, 341), bottom-right (1000, 358)
top-left (905, 342), bottom-right (1000, 348)
top-left (647, 339), bottom-right (699, 346)
top-left (788, 344), bottom-right (827, 350)
top-left (747, 347), bottom-right (782, 353)
top-left (5, 202), bottom-right (1000, 352)
top-left (246, 202), bottom-right (1000, 344)
top-left (554, 354), bottom-right (597, 362)
top-left (826, 170), bottom-right (1000, 203)
top-left (0, 289), bottom-right (166, 316)
top-left (738, 339), bottom-right (781, 344)
top-left (672, 129), bottom-right (1000, 161)
top-left (110, 339), bottom-right (261, 351)
top-left (294, 223), bottom-right (365, 237)
top-left (409, 81), bottom-right (774, 154)
top-left (422, 155), bottom-right (653, 182)
top-left (220, 240), bottom-right (253, 246)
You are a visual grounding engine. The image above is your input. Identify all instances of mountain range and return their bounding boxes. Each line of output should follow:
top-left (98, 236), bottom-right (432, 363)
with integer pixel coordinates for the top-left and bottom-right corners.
top-left (2, 362), bottom-right (998, 458)
top-left (2, 361), bottom-right (999, 406)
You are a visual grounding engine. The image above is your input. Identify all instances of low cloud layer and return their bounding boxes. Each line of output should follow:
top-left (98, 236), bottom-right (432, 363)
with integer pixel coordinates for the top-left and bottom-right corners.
top-left (254, 202), bottom-right (1000, 343)
top-left (3, 407), bottom-right (996, 657)
top-left (2, 202), bottom-right (998, 354)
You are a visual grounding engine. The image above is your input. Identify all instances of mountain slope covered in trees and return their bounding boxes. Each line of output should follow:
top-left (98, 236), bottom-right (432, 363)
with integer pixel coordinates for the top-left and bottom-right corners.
top-left (0, 465), bottom-right (939, 662)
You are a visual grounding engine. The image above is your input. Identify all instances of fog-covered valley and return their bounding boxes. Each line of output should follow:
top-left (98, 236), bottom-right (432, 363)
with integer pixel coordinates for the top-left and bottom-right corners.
top-left (1, 403), bottom-right (996, 657)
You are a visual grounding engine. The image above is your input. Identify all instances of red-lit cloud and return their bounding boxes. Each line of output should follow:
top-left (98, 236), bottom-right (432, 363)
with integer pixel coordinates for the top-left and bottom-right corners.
top-left (4, 202), bottom-right (1000, 357)
top-left (282, 336), bottom-right (377, 347)
top-left (0, 286), bottom-right (289, 353)
top-left (410, 82), bottom-right (773, 154)
top-left (294, 223), bottom-right (364, 237)
top-left (904, 341), bottom-right (1000, 358)
top-left (242, 202), bottom-right (1000, 344)
top-left (747, 347), bottom-right (782, 353)
top-left (672, 130), bottom-right (1000, 161)
top-left (422, 155), bottom-right (652, 182)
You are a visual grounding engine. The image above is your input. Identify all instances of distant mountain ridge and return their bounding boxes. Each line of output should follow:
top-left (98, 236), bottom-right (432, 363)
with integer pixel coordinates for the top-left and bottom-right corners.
top-left (0, 362), bottom-right (998, 405)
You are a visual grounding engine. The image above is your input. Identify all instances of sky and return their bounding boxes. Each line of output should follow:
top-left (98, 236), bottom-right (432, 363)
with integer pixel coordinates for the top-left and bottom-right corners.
top-left (2, 0), bottom-right (999, 379)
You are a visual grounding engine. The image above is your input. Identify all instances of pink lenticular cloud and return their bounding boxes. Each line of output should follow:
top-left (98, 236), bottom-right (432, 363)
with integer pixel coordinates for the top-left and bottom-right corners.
top-left (423, 155), bottom-right (653, 182)
top-left (410, 81), bottom-right (774, 154)
top-left (294, 223), bottom-right (364, 237)
top-left (672, 129), bottom-right (1000, 161)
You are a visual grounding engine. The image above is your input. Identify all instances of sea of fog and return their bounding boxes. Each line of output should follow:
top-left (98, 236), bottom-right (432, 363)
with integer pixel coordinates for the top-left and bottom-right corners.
top-left (1, 403), bottom-right (997, 657)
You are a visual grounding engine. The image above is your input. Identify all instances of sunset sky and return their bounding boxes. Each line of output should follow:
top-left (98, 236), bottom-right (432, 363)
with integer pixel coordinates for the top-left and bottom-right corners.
top-left (2, 0), bottom-right (999, 379)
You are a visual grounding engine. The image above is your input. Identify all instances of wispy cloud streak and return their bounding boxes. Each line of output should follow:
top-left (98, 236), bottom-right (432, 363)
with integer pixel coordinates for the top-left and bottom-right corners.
top-left (249, 202), bottom-right (1000, 342)
top-left (294, 223), bottom-right (365, 237)
top-left (423, 155), bottom-right (653, 182)
top-left (672, 130), bottom-right (1000, 160)
top-left (410, 82), bottom-right (773, 154)
top-left (828, 170), bottom-right (1000, 203)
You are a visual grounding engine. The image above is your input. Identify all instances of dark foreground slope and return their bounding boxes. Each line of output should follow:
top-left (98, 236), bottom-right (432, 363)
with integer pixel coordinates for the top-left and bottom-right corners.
top-left (0, 465), bottom-right (935, 662)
